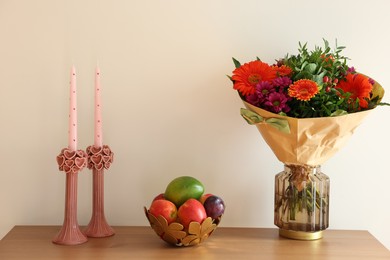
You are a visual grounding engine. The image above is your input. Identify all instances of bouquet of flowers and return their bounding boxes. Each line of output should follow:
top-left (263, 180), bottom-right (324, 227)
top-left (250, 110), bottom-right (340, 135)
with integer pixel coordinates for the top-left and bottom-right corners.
top-left (229, 39), bottom-right (388, 239)
top-left (231, 40), bottom-right (385, 116)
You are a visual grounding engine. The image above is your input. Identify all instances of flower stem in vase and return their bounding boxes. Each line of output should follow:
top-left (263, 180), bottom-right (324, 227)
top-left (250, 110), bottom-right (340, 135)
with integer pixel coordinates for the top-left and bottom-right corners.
top-left (52, 171), bottom-right (88, 245)
top-left (274, 164), bottom-right (329, 240)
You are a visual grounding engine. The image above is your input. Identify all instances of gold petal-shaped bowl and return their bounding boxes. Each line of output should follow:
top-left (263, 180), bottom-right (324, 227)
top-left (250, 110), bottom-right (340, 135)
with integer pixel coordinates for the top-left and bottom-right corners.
top-left (144, 207), bottom-right (222, 247)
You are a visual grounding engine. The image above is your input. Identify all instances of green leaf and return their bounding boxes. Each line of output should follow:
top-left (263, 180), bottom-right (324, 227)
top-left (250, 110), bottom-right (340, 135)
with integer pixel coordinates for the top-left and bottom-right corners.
top-left (300, 61), bottom-right (308, 70)
top-left (323, 38), bottom-right (329, 50)
top-left (295, 71), bottom-right (312, 80)
top-left (331, 110), bottom-right (348, 116)
top-left (305, 63), bottom-right (317, 73)
top-left (321, 104), bottom-right (331, 115)
top-left (312, 74), bottom-right (325, 88)
top-left (278, 112), bottom-right (287, 116)
top-left (232, 57), bottom-right (241, 69)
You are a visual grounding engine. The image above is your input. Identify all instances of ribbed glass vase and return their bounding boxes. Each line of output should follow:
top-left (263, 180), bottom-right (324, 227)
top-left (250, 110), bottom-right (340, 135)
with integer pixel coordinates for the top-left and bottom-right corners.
top-left (274, 164), bottom-right (329, 240)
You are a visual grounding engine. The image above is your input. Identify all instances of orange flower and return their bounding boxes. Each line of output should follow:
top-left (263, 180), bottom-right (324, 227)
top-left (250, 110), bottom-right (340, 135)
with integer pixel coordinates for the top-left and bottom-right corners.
top-left (320, 54), bottom-right (335, 68)
top-left (320, 53), bottom-right (334, 62)
top-left (288, 79), bottom-right (319, 101)
top-left (232, 60), bottom-right (276, 96)
top-left (272, 65), bottom-right (292, 77)
top-left (336, 73), bottom-right (373, 108)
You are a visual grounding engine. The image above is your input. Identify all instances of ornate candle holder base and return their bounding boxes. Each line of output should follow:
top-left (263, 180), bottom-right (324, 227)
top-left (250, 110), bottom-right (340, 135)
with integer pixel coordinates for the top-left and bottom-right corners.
top-left (52, 226), bottom-right (88, 246)
top-left (84, 168), bottom-right (115, 238)
top-left (84, 217), bottom-right (115, 238)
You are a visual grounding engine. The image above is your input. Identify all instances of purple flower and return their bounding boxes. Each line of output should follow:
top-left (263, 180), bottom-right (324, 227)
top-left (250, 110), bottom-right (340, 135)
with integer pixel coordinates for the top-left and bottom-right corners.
top-left (272, 76), bottom-right (292, 88)
top-left (347, 66), bottom-right (356, 73)
top-left (255, 81), bottom-right (275, 101)
top-left (245, 93), bottom-right (261, 106)
top-left (368, 78), bottom-right (375, 85)
top-left (264, 92), bottom-right (290, 113)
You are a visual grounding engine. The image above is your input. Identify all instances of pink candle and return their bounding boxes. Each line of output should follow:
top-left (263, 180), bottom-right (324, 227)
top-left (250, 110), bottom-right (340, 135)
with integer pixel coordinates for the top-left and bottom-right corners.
top-left (94, 67), bottom-right (103, 147)
top-left (68, 66), bottom-right (77, 151)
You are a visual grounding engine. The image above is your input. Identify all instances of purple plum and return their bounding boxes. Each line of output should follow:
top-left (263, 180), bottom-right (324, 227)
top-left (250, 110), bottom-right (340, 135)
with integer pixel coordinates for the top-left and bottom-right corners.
top-left (204, 195), bottom-right (225, 219)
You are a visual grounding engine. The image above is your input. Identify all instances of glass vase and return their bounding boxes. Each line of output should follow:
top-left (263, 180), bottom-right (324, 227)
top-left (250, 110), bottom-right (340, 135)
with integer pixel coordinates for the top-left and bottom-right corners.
top-left (274, 164), bottom-right (329, 240)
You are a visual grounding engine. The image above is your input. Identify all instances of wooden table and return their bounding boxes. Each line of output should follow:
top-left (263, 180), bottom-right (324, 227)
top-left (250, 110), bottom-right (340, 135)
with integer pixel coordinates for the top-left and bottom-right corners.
top-left (0, 226), bottom-right (389, 259)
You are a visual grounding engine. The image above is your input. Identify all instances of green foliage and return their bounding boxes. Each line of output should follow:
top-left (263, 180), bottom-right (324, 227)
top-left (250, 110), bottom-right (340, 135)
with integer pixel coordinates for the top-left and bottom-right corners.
top-left (288, 87), bottom-right (359, 118)
top-left (284, 39), bottom-right (349, 84)
top-left (282, 39), bottom-right (355, 118)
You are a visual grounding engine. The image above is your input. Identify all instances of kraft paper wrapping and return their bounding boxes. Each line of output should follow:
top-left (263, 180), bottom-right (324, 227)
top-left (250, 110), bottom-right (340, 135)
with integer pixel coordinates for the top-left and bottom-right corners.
top-left (243, 101), bottom-right (372, 166)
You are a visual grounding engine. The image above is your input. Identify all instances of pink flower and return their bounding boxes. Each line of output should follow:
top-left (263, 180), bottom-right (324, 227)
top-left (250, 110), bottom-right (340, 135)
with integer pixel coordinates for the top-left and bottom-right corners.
top-left (246, 93), bottom-right (261, 107)
top-left (264, 92), bottom-right (290, 113)
top-left (272, 76), bottom-right (292, 88)
top-left (255, 81), bottom-right (275, 102)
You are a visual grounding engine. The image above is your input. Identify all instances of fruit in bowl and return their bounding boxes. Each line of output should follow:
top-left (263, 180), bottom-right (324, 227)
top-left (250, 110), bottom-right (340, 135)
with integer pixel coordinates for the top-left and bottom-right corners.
top-left (199, 193), bottom-right (213, 204)
top-left (177, 198), bottom-right (207, 229)
top-left (164, 176), bottom-right (205, 206)
top-left (149, 199), bottom-right (178, 225)
top-left (203, 195), bottom-right (225, 219)
top-left (144, 176), bottom-right (225, 246)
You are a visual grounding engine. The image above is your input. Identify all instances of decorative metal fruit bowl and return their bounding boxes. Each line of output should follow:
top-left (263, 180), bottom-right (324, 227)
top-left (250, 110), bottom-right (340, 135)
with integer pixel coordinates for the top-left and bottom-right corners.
top-left (144, 207), bottom-right (222, 247)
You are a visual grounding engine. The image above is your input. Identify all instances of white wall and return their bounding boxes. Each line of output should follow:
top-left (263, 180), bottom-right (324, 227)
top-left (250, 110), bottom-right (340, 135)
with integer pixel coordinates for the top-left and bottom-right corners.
top-left (1, 0), bottom-right (389, 250)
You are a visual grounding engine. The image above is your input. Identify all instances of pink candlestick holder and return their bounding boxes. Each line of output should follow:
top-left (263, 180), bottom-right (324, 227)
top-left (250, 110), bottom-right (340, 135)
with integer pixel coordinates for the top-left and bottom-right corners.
top-left (84, 145), bottom-right (115, 238)
top-left (53, 148), bottom-right (88, 245)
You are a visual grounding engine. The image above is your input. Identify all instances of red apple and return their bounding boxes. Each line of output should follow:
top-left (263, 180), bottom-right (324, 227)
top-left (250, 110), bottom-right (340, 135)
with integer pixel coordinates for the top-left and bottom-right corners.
top-left (153, 193), bottom-right (165, 201)
top-left (177, 199), bottom-right (207, 229)
top-left (199, 193), bottom-right (213, 204)
top-left (149, 199), bottom-right (177, 224)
